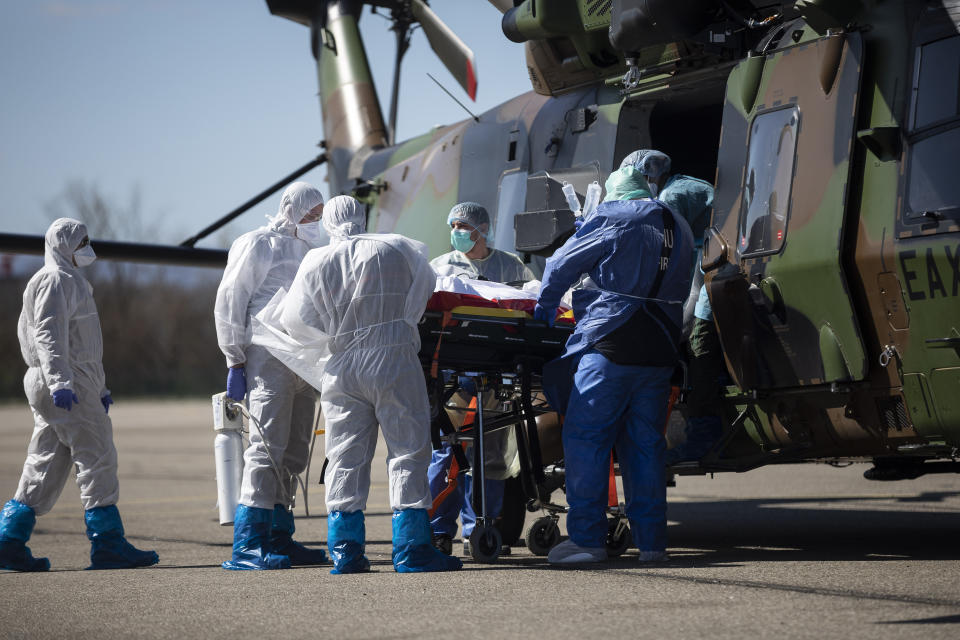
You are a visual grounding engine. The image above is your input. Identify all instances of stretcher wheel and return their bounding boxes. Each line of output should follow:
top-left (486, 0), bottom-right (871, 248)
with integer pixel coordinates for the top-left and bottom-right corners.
top-left (605, 516), bottom-right (631, 557)
top-left (469, 525), bottom-right (502, 563)
top-left (526, 516), bottom-right (560, 556)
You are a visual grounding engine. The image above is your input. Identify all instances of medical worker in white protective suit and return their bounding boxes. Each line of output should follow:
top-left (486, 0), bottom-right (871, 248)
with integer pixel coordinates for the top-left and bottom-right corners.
top-left (277, 195), bottom-right (462, 574)
top-left (214, 181), bottom-right (328, 570)
top-left (0, 218), bottom-right (159, 572)
top-left (430, 201), bottom-right (534, 282)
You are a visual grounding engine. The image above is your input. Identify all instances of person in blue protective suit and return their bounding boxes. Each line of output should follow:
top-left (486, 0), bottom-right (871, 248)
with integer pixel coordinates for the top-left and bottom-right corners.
top-left (623, 149), bottom-right (723, 462)
top-left (428, 380), bottom-right (516, 558)
top-left (214, 181), bottom-right (329, 570)
top-left (275, 195), bottom-right (462, 574)
top-left (0, 218), bottom-right (158, 572)
top-left (658, 176), bottom-right (724, 465)
top-left (430, 202), bottom-right (534, 283)
top-left (534, 164), bottom-right (695, 565)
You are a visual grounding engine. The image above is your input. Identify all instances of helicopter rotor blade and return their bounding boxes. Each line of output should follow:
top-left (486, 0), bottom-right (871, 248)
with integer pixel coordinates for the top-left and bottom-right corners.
top-left (409, 0), bottom-right (477, 101)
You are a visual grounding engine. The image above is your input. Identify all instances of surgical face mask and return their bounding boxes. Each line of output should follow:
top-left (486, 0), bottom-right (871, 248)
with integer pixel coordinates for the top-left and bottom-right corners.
top-left (451, 228), bottom-right (476, 253)
top-left (296, 222), bottom-right (326, 248)
top-left (73, 245), bottom-right (96, 267)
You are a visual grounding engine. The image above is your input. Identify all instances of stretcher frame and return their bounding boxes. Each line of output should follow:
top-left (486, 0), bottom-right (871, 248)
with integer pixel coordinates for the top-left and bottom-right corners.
top-left (418, 309), bottom-right (572, 562)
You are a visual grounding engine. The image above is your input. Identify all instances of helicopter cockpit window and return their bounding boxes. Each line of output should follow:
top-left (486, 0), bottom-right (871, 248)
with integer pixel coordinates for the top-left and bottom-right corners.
top-left (737, 107), bottom-right (799, 257)
top-left (903, 34), bottom-right (960, 231)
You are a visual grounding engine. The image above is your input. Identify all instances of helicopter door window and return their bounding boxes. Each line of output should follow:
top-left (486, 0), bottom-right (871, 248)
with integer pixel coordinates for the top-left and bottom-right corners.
top-left (737, 107), bottom-right (799, 257)
top-left (903, 35), bottom-right (960, 231)
top-left (909, 35), bottom-right (960, 131)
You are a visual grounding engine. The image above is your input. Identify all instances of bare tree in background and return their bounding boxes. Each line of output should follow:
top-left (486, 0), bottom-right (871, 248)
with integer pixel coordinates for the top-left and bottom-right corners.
top-left (44, 182), bottom-right (158, 242)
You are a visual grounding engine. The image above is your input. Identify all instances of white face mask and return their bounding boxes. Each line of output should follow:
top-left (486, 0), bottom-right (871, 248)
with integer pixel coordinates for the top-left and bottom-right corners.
top-left (73, 245), bottom-right (96, 267)
top-left (296, 222), bottom-right (327, 248)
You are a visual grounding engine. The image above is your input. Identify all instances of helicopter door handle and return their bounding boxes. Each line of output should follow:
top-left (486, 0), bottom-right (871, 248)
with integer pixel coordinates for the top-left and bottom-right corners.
top-left (701, 227), bottom-right (728, 272)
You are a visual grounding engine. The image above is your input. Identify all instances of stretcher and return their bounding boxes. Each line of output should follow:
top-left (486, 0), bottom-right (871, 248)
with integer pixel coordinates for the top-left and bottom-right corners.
top-left (418, 288), bottom-right (683, 563)
top-left (418, 290), bottom-right (574, 562)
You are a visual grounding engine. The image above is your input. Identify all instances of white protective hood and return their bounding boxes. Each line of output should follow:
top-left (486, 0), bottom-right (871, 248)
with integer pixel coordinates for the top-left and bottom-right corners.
top-left (268, 181), bottom-right (324, 233)
top-left (44, 217), bottom-right (88, 269)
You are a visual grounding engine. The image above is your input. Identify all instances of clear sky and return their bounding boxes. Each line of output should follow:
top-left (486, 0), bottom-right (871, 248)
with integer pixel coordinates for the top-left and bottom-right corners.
top-left (0, 1), bottom-right (530, 248)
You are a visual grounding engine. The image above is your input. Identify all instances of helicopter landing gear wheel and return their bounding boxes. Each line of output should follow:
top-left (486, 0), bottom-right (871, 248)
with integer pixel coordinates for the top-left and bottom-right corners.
top-left (605, 516), bottom-right (631, 557)
top-left (469, 524), bottom-right (502, 563)
top-left (526, 516), bottom-right (560, 556)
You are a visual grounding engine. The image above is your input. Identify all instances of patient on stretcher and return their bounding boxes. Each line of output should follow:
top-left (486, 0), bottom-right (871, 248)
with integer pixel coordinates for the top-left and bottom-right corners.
top-left (429, 275), bottom-right (573, 323)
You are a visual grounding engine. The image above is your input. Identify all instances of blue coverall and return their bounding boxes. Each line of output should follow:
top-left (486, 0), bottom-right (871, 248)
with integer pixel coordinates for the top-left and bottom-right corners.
top-left (538, 198), bottom-right (693, 552)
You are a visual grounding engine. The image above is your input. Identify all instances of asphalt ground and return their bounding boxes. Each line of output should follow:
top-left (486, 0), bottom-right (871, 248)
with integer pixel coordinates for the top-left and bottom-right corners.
top-left (1, 399), bottom-right (959, 639)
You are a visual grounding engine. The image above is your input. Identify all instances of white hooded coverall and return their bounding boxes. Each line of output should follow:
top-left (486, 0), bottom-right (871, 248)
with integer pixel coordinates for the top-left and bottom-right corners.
top-left (14, 218), bottom-right (118, 515)
top-left (214, 182), bottom-right (323, 510)
top-left (262, 195), bottom-right (438, 514)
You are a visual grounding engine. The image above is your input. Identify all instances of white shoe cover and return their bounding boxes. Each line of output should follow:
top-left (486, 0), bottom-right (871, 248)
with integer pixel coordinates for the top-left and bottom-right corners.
top-left (547, 539), bottom-right (608, 564)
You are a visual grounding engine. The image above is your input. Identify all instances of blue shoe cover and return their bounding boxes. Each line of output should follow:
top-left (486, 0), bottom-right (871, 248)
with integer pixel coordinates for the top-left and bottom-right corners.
top-left (0, 500), bottom-right (50, 572)
top-left (328, 511), bottom-right (370, 575)
top-left (392, 509), bottom-right (463, 573)
top-left (85, 505), bottom-right (159, 570)
top-left (271, 505), bottom-right (327, 565)
top-left (222, 504), bottom-right (291, 570)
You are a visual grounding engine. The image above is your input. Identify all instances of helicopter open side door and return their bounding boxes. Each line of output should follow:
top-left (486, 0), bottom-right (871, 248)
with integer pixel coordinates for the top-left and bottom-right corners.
top-left (704, 29), bottom-right (868, 390)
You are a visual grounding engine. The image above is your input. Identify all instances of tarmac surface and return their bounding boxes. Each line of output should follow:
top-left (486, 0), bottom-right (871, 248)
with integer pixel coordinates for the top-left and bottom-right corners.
top-left (1, 398), bottom-right (959, 639)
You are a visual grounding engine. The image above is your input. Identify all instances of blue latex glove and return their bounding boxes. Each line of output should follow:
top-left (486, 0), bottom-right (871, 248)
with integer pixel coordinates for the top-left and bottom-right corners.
top-left (101, 394), bottom-right (113, 414)
top-left (226, 367), bottom-right (246, 401)
top-left (574, 218), bottom-right (584, 231)
top-left (52, 389), bottom-right (79, 411)
top-left (533, 303), bottom-right (555, 328)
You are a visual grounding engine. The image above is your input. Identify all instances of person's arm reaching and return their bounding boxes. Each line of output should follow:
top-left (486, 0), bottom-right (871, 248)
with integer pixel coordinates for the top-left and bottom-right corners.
top-left (537, 218), bottom-right (608, 313)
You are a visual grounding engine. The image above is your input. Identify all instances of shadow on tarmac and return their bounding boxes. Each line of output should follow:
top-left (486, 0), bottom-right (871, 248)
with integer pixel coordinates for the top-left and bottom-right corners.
top-left (879, 614), bottom-right (960, 625)
top-left (663, 494), bottom-right (960, 565)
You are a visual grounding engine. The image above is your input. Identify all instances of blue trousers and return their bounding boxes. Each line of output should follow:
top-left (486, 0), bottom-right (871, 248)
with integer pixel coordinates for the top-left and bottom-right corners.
top-left (428, 444), bottom-right (504, 538)
top-left (563, 350), bottom-right (671, 551)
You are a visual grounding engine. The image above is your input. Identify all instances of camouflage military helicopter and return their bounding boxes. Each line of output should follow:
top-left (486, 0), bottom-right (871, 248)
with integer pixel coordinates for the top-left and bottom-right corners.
top-left (265, 0), bottom-right (959, 484)
top-left (0, 0), bottom-right (952, 486)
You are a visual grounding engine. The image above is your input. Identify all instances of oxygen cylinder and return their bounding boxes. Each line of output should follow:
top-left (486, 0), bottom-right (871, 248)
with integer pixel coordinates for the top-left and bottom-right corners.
top-left (582, 181), bottom-right (602, 220)
top-left (212, 393), bottom-right (244, 526)
top-left (561, 182), bottom-right (581, 217)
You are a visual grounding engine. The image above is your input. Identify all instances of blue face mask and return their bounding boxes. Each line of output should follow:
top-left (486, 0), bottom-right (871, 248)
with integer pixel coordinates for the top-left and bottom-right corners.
top-left (450, 228), bottom-right (476, 253)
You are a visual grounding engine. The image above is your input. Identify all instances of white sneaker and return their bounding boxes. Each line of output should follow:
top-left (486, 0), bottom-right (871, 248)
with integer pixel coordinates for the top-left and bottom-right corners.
top-left (547, 539), bottom-right (608, 565)
top-left (637, 550), bottom-right (669, 563)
